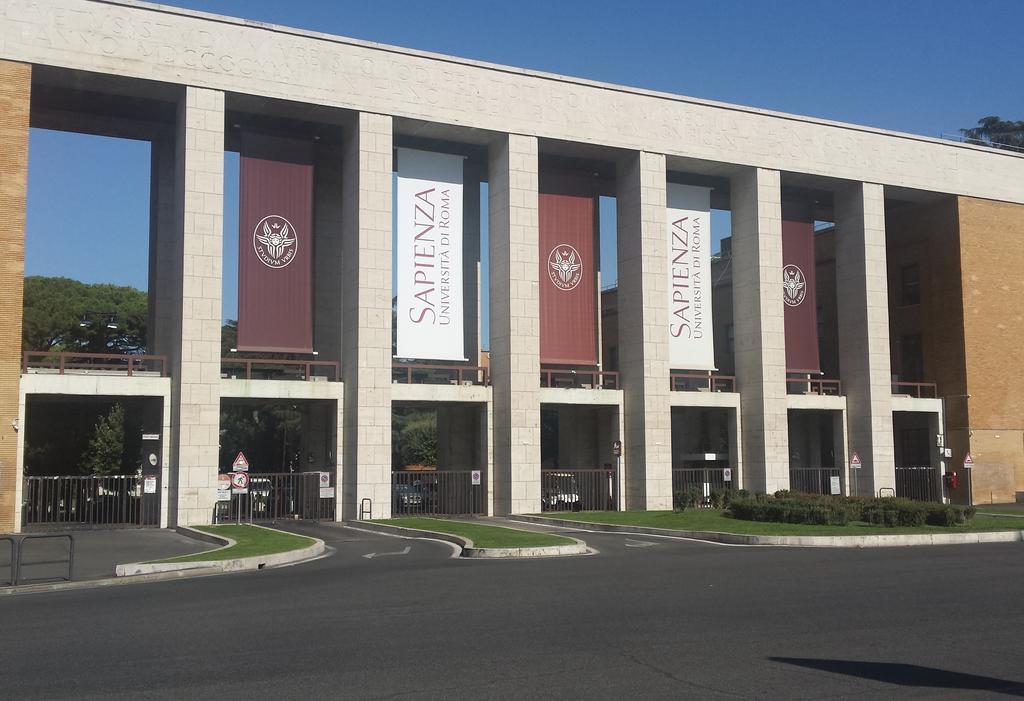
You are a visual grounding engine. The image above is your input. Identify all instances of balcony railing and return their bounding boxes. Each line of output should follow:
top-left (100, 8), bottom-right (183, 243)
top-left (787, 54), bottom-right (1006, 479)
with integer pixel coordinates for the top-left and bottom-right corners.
top-left (391, 364), bottom-right (489, 386)
top-left (786, 374), bottom-right (842, 396)
top-left (23, 351), bottom-right (168, 377)
top-left (891, 381), bottom-right (938, 398)
top-left (540, 368), bottom-right (619, 390)
top-left (221, 358), bottom-right (340, 382)
top-left (670, 372), bottom-right (736, 393)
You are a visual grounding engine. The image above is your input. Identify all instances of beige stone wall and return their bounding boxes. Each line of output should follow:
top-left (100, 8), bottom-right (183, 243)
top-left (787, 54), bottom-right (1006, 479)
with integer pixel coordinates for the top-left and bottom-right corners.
top-left (958, 197), bottom-right (1024, 502)
top-left (1, 1), bottom-right (1022, 205)
top-left (0, 60), bottom-right (30, 533)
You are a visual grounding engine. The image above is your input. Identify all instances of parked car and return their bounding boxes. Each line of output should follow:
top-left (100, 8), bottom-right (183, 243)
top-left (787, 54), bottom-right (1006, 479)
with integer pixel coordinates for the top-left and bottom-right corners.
top-left (393, 482), bottom-right (424, 514)
top-left (541, 472), bottom-right (581, 512)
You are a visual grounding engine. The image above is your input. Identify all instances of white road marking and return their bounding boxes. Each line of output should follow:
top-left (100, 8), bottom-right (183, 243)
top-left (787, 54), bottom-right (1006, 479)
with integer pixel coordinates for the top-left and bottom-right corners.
top-left (624, 539), bottom-right (657, 548)
top-left (362, 546), bottom-right (412, 559)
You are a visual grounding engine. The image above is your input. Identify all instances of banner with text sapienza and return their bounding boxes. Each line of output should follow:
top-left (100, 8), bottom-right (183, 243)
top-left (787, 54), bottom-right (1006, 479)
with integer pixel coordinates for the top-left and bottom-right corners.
top-left (667, 183), bottom-right (715, 371)
top-left (395, 148), bottom-right (466, 361)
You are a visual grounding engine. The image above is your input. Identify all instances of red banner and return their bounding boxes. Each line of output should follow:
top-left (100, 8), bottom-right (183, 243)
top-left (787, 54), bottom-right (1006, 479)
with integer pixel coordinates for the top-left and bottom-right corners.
top-left (237, 134), bottom-right (314, 353)
top-left (539, 191), bottom-right (598, 365)
top-left (782, 202), bottom-right (820, 373)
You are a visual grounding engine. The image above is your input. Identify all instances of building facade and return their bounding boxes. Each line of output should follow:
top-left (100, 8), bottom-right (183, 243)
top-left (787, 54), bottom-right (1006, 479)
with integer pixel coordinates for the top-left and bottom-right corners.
top-left (1, 0), bottom-right (1023, 532)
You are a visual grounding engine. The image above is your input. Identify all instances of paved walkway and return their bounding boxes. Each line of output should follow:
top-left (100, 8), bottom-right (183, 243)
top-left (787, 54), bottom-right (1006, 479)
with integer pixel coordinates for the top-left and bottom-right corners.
top-left (3, 529), bottom-right (212, 583)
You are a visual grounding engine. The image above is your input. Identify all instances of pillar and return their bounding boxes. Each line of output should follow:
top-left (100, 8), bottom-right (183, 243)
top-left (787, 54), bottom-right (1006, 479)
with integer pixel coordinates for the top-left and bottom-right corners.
top-left (489, 133), bottom-right (540, 515)
top-left (616, 151), bottom-right (672, 509)
top-left (730, 167), bottom-right (790, 493)
top-left (341, 112), bottom-right (393, 519)
top-left (0, 60), bottom-right (30, 533)
top-left (164, 86), bottom-right (225, 526)
top-left (836, 181), bottom-right (896, 495)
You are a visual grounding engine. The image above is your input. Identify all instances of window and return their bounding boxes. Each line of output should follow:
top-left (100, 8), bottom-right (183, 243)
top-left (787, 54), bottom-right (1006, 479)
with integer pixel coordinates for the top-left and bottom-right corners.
top-left (900, 264), bottom-right (921, 306)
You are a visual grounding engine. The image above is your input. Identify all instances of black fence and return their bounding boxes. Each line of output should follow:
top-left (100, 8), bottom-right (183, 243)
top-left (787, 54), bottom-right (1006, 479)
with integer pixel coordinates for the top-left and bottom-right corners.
top-left (392, 470), bottom-right (486, 516)
top-left (895, 466), bottom-right (940, 502)
top-left (672, 467), bottom-right (734, 507)
top-left (789, 467), bottom-right (843, 495)
top-left (22, 475), bottom-right (160, 529)
top-left (218, 472), bottom-right (336, 522)
top-left (541, 469), bottom-right (617, 512)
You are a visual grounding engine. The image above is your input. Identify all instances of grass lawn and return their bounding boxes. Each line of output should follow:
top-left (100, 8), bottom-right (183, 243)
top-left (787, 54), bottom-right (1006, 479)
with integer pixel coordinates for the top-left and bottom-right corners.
top-left (375, 517), bottom-right (575, 548)
top-left (149, 525), bottom-right (315, 563)
top-left (543, 510), bottom-right (1024, 536)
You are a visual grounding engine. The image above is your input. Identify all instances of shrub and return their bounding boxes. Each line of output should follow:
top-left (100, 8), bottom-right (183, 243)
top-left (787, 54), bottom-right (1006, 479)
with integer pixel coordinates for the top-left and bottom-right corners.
top-left (673, 486), bottom-right (704, 511)
top-left (924, 504), bottom-right (974, 526)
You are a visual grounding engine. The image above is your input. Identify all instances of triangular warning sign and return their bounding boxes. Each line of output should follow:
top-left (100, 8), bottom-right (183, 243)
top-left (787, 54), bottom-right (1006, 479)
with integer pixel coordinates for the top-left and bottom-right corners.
top-left (232, 451), bottom-right (250, 471)
top-left (850, 451), bottom-right (862, 467)
top-left (963, 452), bottom-right (974, 468)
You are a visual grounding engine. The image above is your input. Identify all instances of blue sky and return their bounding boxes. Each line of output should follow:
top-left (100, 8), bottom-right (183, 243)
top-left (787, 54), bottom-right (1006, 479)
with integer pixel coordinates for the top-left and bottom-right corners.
top-left (25, 0), bottom-right (1024, 334)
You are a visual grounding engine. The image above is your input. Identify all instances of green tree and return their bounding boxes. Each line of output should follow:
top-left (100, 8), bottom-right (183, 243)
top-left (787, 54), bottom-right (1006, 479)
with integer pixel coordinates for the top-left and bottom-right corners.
top-left (392, 408), bottom-right (438, 468)
top-left (960, 116), bottom-right (1024, 150)
top-left (80, 403), bottom-right (128, 476)
top-left (22, 276), bottom-right (148, 353)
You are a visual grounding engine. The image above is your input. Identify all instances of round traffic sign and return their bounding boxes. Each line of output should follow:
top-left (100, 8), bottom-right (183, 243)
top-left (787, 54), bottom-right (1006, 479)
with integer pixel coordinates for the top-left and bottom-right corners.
top-left (231, 472), bottom-right (250, 489)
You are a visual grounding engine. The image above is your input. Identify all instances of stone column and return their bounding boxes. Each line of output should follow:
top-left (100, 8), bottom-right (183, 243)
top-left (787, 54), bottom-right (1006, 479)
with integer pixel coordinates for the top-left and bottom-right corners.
top-left (616, 151), bottom-right (672, 510)
top-left (730, 167), bottom-right (789, 493)
top-left (164, 86), bottom-right (225, 526)
top-left (836, 182), bottom-right (896, 494)
top-left (341, 113), bottom-right (393, 519)
top-left (0, 60), bottom-right (30, 533)
top-left (488, 133), bottom-right (540, 515)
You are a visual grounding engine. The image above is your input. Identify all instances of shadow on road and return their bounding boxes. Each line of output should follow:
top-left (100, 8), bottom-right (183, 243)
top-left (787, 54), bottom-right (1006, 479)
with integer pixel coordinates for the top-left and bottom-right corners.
top-left (770, 657), bottom-right (1024, 697)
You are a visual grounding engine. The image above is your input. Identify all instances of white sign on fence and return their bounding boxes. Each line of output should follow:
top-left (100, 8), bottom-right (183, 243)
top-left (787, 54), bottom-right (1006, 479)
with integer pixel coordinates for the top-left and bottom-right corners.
top-left (143, 475), bottom-right (157, 494)
top-left (217, 474), bottom-right (231, 501)
top-left (723, 468), bottom-right (732, 482)
top-left (471, 470), bottom-right (482, 486)
top-left (829, 476), bottom-right (842, 495)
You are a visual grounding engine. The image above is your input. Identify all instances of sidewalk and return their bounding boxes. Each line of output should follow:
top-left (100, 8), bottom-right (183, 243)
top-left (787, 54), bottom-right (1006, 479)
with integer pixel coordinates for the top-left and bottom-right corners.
top-left (4, 529), bottom-right (212, 584)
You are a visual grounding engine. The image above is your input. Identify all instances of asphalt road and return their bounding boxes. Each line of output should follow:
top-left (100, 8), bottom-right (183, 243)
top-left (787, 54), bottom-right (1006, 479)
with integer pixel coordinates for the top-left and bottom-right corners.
top-left (1, 521), bottom-right (1023, 700)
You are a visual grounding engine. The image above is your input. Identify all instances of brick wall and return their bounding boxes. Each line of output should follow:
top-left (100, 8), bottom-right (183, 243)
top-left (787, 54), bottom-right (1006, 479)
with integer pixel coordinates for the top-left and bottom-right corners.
top-left (957, 197), bottom-right (1024, 502)
top-left (0, 60), bottom-right (30, 532)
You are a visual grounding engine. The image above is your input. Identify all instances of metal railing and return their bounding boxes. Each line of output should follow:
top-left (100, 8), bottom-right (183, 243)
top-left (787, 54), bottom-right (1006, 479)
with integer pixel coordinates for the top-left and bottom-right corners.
top-left (391, 364), bottom-right (489, 386)
top-left (672, 467), bottom-right (734, 508)
top-left (789, 467), bottom-right (842, 495)
top-left (541, 469), bottom-right (617, 512)
top-left (786, 374), bottom-right (842, 396)
top-left (392, 470), bottom-right (486, 516)
top-left (221, 358), bottom-right (340, 382)
top-left (540, 368), bottom-right (620, 390)
top-left (23, 351), bottom-right (168, 377)
top-left (940, 132), bottom-right (1024, 154)
top-left (895, 465), bottom-right (940, 502)
top-left (217, 472), bottom-right (336, 522)
top-left (670, 372), bottom-right (736, 392)
top-left (22, 475), bottom-right (159, 528)
top-left (6, 534), bottom-right (75, 586)
top-left (891, 381), bottom-right (938, 398)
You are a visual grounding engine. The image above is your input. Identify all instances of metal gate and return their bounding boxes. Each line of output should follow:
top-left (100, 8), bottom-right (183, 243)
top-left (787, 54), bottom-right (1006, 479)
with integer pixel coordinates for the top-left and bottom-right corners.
top-left (541, 468), bottom-right (617, 512)
top-left (895, 465), bottom-right (939, 502)
top-left (672, 466), bottom-right (733, 507)
top-left (789, 467), bottom-right (842, 495)
top-left (392, 470), bottom-right (485, 516)
top-left (220, 472), bottom-right (336, 522)
top-left (22, 475), bottom-right (159, 529)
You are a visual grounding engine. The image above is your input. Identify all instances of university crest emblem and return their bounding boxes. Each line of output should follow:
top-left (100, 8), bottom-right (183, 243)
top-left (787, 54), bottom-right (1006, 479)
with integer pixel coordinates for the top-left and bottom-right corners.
top-left (548, 244), bottom-right (583, 291)
top-left (253, 215), bottom-right (297, 269)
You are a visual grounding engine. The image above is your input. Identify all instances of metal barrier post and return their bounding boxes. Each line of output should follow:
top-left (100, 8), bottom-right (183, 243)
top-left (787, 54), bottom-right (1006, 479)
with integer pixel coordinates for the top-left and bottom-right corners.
top-left (14, 534), bottom-right (74, 586)
top-left (360, 498), bottom-right (372, 520)
top-left (1, 536), bottom-right (15, 586)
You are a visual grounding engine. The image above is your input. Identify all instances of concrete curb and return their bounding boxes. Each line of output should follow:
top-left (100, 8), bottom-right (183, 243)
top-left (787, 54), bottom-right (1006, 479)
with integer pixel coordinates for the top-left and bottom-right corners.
top-left (513, 515), bottom-right (1024, 548)
top-left (0, 566), bottom-right (224, 597)
top-left (348, 521), bottom-right (588, 558)
top-left (115, 524), bottom-right (325, 576)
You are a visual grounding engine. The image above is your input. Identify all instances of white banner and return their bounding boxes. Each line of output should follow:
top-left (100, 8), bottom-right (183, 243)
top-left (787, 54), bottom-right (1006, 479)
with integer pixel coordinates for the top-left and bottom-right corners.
top-left (396, 148), bottom-right (466, 361)
top-left (667, 183), bottom-right (715, 371)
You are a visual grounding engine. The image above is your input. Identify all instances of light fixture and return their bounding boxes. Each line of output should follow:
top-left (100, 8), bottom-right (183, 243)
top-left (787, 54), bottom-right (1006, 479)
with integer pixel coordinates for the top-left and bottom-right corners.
top-left (105, 316), bottom-right (118, 330)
